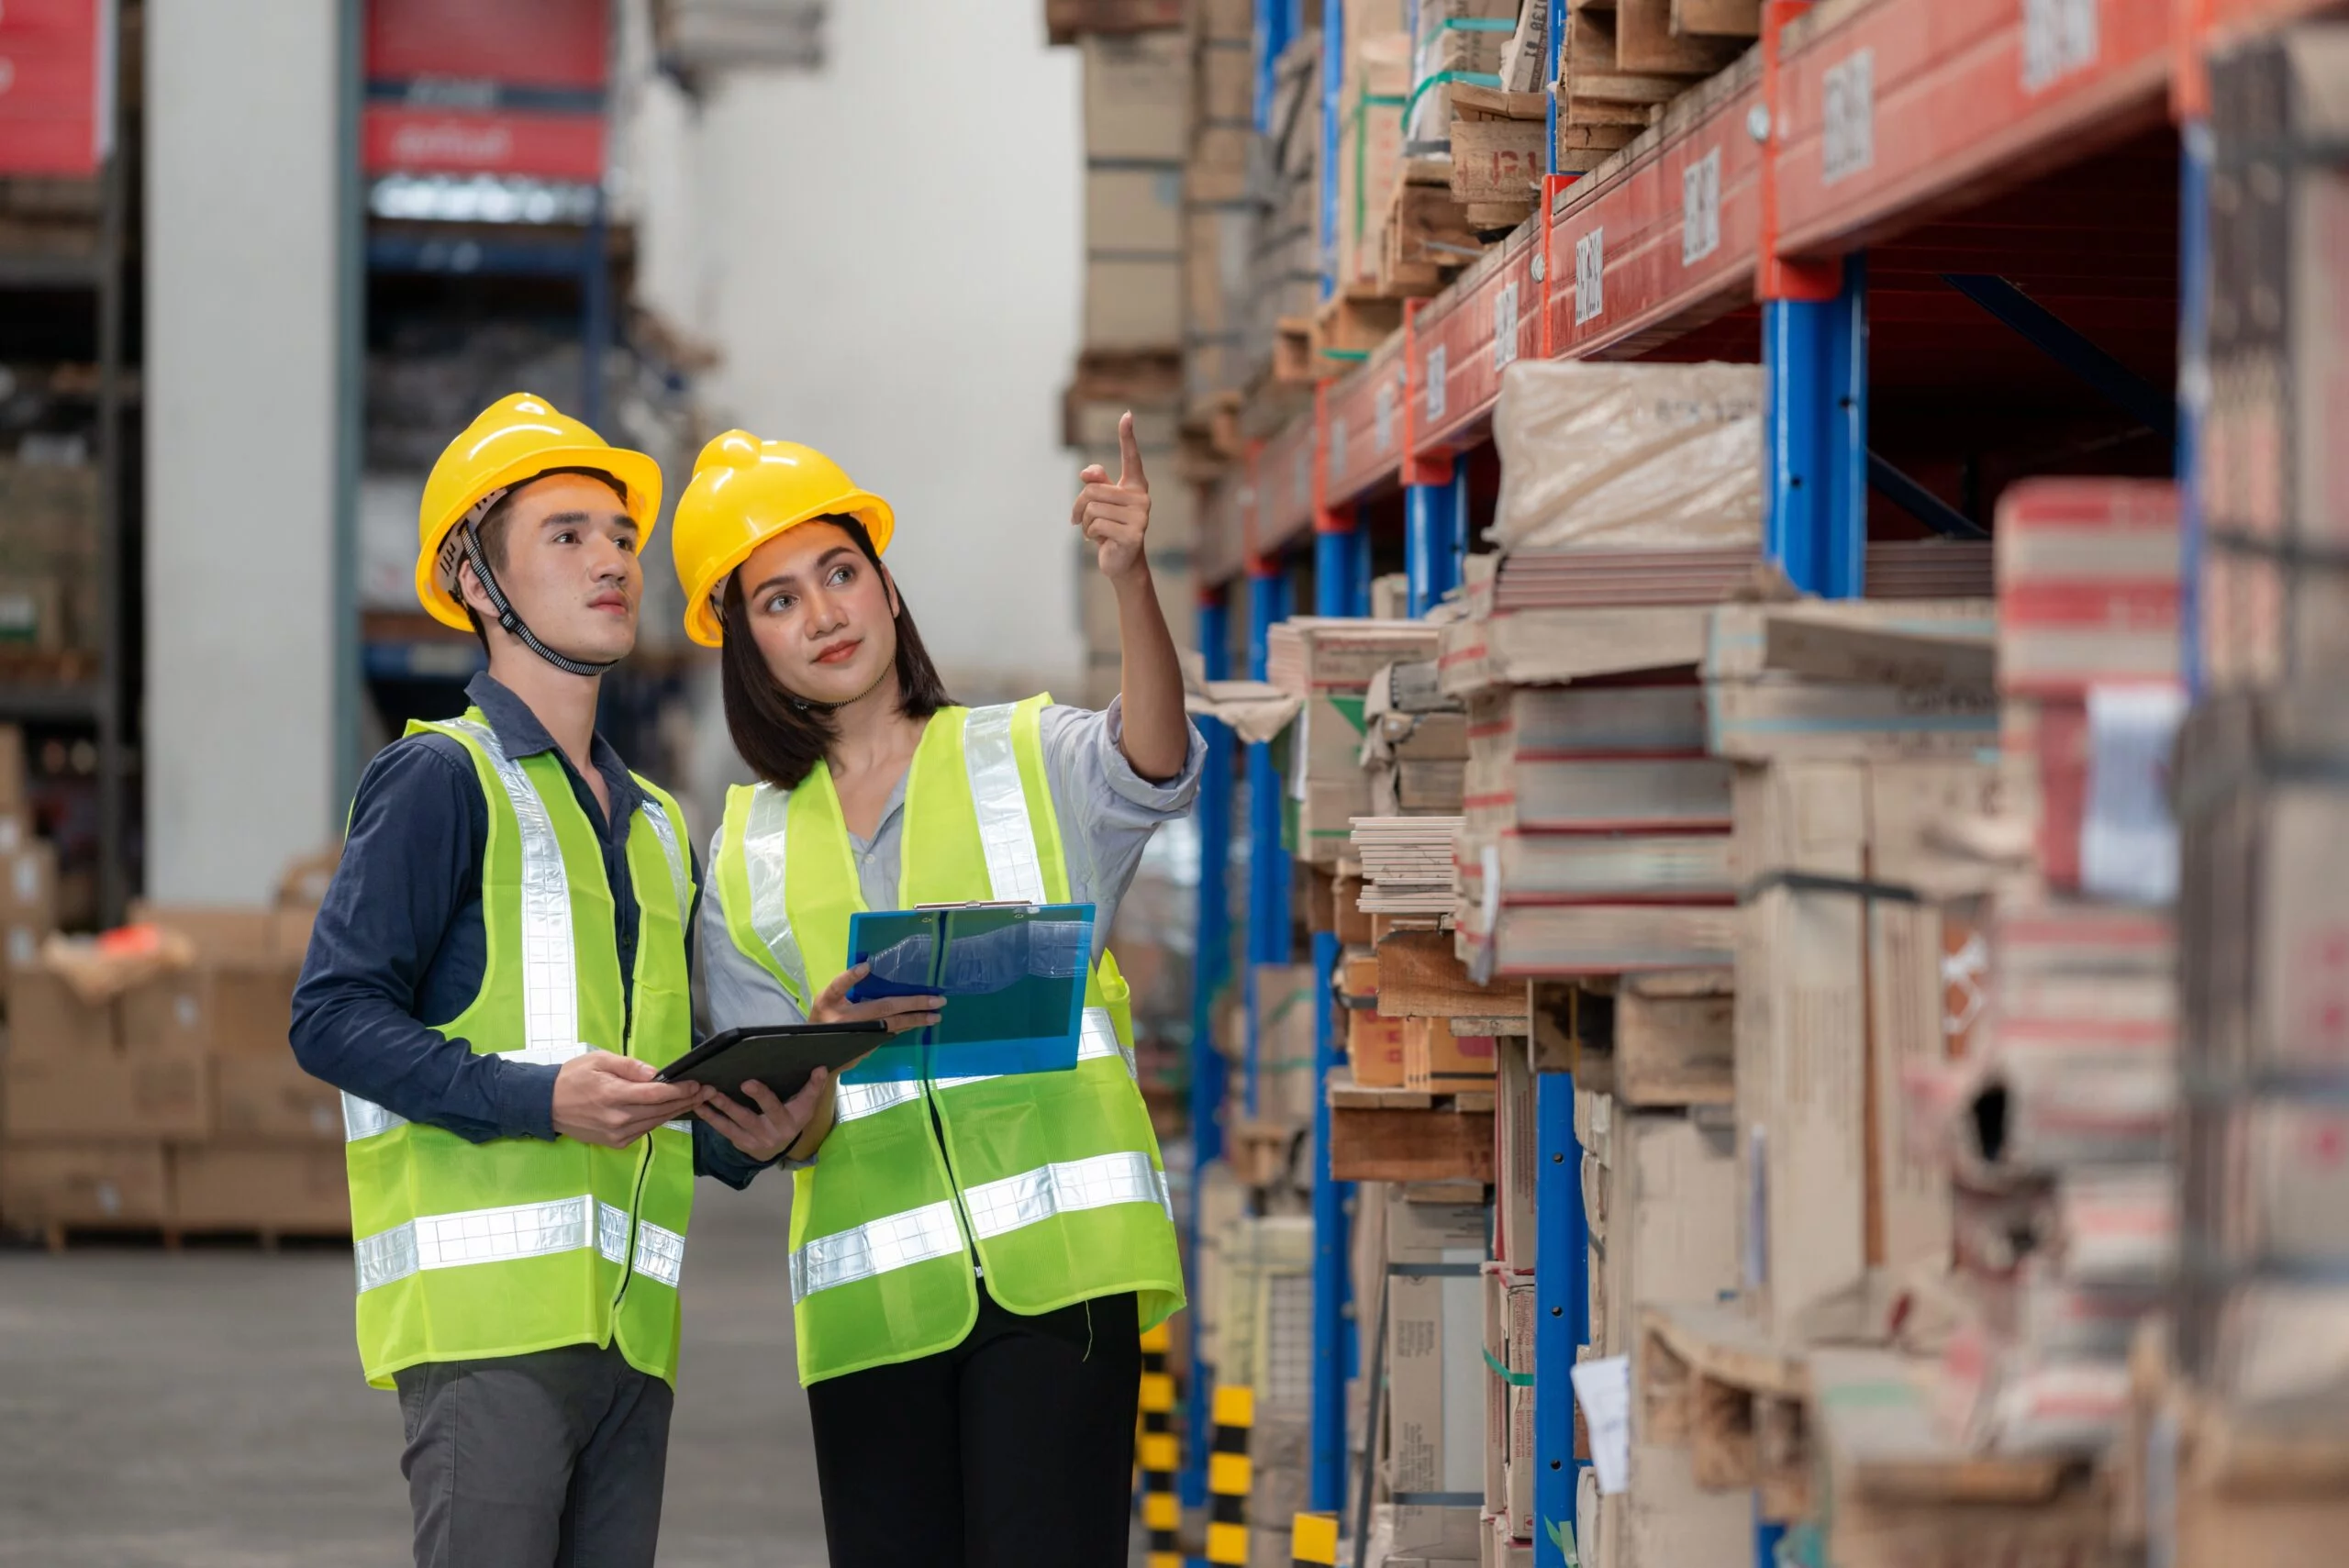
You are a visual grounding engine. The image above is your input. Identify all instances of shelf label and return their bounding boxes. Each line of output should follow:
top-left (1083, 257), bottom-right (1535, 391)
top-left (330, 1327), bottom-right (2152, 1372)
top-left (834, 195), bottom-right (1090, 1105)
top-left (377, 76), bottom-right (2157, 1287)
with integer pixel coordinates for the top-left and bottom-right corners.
top-left (1574, 228), bottom-right (1604, 326)
top-left (1375, 379), bottom-right (1397, 454)
top-left (1426, 343), bottom-right (1447, 424)
top-left (1821, 49), bottom-right (1875, 186)
top-left (1493, 281), bottom-right (1520, 372)
top-left (2022, 0), bottom-right (2099, 92)
top-left (1683, 149), bottom-right (1721, 265)
top-left (1329, 417), bottom-right (1348, 483)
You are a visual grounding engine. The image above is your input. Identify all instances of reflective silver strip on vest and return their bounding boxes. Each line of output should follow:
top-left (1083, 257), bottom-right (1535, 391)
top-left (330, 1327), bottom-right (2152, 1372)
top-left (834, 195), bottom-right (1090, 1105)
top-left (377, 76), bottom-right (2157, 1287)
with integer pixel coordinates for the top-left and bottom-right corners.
top-left (789, 1199), bottom-right (964, 1305)
top-left (963, 703), bottom-right (1049, 905)
top-left (927, 1006), bottom-right (1130, 1093)
top-left (353, 1194), bottom-right (597, 1294)
top-left (959, 1150), bottom-right (1171, 1241)
top-left (742, 783), bottom-right (810, 1005)
top-left (634, 1220), bottom-right (686, 1287)
top-left (444, 717), bottom-right (577, 1054)
top-left (832, 1078), bottom-right (926, 1124)
top-left (597, 1201), bottom-right (631, 1265)
top-left (638, 798), bottom-right (692, 926)
top-left (340, 1043), bottom-right (597, 1143)
top-left (342, 1092), bottom-right (406, 1141)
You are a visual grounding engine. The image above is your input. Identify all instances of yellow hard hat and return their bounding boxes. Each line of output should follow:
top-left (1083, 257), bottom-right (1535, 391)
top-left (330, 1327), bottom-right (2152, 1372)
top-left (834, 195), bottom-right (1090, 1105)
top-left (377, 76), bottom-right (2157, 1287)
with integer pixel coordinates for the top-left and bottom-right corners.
top-left (415, 393), bottom-right (664, 631)
top-left (670, 429), bottom-right (896, 649)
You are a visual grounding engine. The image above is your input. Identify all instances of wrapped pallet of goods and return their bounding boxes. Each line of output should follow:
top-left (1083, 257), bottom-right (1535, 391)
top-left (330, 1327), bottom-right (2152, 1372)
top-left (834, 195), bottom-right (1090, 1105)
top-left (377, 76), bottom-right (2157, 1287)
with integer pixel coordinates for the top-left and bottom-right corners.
top-left (1, 880), bottom-right (338, 1244)
top-left (1184, 0), bottom-right (1254, 433)
top-left (1251, 32), bottom-right (1326, 388)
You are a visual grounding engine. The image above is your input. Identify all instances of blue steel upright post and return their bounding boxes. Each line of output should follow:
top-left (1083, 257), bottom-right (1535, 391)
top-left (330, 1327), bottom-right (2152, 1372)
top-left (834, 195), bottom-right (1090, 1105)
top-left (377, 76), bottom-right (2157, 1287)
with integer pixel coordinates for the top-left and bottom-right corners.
top-left (1533, 1068), bottom-right (1587, 1568)
top-left (1243, 562), bottom-right (1293, 1117)
top-left (1182, 592), bottom-right (1236, 1517)
top-left (1760, 254), bottom-right (1866, 599)
top-left (1308, 513), bottom-right (1363, 1518)
top-left (2177, 119), bottom-right (2210, 693)
top-left (1404, 479), bottom-right (1460, 616)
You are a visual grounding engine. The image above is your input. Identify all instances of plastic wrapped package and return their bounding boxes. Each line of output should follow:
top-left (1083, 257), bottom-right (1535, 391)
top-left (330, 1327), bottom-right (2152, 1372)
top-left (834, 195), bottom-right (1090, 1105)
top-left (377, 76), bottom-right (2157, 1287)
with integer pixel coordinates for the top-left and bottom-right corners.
top-left (1489, 361), bottom-right (1764, 552)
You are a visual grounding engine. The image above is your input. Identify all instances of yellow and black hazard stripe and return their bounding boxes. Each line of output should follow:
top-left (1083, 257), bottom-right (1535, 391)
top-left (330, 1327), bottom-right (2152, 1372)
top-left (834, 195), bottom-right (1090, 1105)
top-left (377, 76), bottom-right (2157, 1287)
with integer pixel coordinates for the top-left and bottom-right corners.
top-left (1290, 1509), bottom-right (1338, 1566)
top-left (1136, 1322), bottom-right (1180, 1568)
top-left (1204, 1384), bottom-right (1254, 1566)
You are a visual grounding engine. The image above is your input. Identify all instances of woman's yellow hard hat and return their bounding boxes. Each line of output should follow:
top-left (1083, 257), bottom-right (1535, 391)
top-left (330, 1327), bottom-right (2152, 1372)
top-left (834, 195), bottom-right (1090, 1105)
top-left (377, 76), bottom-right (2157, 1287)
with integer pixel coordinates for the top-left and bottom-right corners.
top-left (670, 430), bottom-right (896, 649)
top-left (415, 393), bottom-right (664, 631)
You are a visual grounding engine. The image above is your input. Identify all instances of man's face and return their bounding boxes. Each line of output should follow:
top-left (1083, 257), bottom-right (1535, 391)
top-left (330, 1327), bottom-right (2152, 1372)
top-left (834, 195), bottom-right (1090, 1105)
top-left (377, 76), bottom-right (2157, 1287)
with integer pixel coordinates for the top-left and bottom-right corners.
top-left (462, 473), bottom-right (641, 665)
top-left (735, 519), bottom-right (900, 706)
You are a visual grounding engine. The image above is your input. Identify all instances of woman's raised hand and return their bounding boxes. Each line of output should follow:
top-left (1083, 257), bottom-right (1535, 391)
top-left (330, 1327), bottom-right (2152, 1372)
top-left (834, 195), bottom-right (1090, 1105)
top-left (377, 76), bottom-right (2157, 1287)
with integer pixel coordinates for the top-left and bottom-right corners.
top-left (1071, 411), bottom-right (1152, 583)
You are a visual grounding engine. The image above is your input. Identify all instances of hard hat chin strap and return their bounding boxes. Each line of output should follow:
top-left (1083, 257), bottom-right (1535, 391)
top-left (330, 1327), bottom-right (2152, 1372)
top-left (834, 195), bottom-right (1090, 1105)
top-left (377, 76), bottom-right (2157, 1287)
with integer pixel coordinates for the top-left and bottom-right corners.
top-left (459, 520), bottom-right (620, 680)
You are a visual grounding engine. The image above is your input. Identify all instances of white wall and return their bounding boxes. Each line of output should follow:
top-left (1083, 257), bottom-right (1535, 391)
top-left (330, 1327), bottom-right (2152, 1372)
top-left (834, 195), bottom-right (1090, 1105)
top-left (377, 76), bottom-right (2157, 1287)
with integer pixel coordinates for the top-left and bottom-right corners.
top-left (678, 2), bottom-right (1088, 703)
top-left (145, 3), bottom-right (340, 901)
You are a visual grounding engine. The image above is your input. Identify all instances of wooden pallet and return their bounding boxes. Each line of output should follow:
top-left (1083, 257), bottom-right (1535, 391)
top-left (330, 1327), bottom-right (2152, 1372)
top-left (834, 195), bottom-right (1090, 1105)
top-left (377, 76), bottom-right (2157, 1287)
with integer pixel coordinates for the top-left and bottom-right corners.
top-left (1805, 1346), bottom-right (2107, 1568)
top-left (1272, 316), bottom-right (1322, 386)
top-left (1227, 1116), bottom-right (1308, 1189)
top-left (1311, 288), bottom-right (1405, 364)
top-left (1326, 1070), bottom-right (1495, 1183)
top-left (1638, 1300), bottom-right (1812, 1521)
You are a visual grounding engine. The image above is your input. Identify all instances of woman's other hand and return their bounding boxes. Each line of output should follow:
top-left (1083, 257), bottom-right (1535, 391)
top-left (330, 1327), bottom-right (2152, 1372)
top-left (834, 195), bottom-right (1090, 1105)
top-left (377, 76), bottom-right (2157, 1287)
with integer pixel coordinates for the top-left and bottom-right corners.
top-left (696, 1069), bottom-right (833, 1162)
top-left (809, 962), bottom-right (944, 1034)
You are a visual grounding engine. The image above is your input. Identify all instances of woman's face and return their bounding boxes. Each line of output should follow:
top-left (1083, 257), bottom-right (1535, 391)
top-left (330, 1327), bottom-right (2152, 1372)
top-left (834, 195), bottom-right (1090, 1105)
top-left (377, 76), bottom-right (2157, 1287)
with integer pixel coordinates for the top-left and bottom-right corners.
top-left (734, 519), bottom-right (901, 706)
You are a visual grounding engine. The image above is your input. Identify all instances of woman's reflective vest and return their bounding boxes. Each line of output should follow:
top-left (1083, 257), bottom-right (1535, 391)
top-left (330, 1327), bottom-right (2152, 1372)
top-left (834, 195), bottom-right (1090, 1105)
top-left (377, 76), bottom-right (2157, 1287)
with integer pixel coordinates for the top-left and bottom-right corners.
top-left (713, 695), bottom-right (1186, 1385)
top-left (340, 712), bottom-right (699, 1389)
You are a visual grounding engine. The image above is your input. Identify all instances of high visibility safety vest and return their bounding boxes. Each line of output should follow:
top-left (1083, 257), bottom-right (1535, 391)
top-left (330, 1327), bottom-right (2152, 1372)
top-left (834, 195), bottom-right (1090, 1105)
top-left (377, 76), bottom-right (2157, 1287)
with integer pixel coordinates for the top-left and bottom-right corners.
top-left (714, 695), bottom-right (1186, 1385)
top-left (340, 710), bottom-right (699, 1390)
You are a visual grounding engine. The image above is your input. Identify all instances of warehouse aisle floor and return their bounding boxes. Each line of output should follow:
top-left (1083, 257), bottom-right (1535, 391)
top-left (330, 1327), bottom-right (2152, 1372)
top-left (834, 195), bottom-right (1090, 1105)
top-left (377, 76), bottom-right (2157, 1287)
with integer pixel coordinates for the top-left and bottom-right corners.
top-left (0, 1177), bottom-right (830, 1568)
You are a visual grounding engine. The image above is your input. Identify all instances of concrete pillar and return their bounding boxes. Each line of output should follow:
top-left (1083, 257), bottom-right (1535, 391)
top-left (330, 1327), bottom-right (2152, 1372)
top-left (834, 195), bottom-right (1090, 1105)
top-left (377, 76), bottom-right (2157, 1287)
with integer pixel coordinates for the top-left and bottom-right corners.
top-left (144, 2), bottom-right (342, 902)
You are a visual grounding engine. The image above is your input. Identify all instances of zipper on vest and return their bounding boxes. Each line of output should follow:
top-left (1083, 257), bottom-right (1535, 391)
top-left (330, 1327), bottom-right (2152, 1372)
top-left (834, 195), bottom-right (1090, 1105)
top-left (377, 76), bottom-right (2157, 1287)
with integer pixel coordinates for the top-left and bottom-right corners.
top-left (608, 1010), bottom-right (652, 1318)
top-left (922, 1087), bottom-right (985, 1279)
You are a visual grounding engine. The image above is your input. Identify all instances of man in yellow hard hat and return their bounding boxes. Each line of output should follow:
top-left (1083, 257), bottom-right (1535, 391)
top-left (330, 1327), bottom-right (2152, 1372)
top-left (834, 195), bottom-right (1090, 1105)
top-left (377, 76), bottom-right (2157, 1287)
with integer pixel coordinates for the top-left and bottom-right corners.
top-left (290, 394), bottom-right (832, 1568)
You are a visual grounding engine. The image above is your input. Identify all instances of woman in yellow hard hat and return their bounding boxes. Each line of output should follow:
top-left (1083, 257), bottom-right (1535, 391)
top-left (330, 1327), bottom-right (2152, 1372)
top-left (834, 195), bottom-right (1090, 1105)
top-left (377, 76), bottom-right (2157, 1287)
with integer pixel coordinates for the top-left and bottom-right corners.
top-left (673, 415), bottom-right (1198, 1568)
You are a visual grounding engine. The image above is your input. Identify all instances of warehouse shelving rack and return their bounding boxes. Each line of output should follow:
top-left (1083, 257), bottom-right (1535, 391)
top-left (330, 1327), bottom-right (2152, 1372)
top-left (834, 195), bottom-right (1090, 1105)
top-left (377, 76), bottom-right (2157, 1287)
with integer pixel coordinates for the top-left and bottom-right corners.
top-left (1178, 0), bottom-right (2322, 1562)
top-left (0, 35), bottom-right (138, 925)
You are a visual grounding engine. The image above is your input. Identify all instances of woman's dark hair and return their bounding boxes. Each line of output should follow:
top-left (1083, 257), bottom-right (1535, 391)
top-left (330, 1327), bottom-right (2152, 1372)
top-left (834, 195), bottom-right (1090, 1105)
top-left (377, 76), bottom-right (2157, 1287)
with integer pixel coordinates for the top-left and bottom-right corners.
top-left (720, 512), bottom-right (954, 791)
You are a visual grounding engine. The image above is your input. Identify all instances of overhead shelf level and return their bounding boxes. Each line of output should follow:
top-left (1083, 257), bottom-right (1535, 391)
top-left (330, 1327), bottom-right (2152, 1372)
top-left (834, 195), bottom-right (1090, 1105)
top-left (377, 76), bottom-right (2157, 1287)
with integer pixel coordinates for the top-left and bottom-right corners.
top-left (1193, 0), bottom-right (2346, 589)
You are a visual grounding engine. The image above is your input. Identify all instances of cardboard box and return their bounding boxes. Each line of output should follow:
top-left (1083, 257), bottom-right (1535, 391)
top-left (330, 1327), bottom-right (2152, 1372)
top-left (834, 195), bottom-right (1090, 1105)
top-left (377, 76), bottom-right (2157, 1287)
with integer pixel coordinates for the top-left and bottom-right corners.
top-left (1084, 31), bottom-right (1190, 161)
top-left (1085, 163), bottom-right (1184, 254)
top-left (3, 1044), bottom-right (212, 1140)
top-left (1404, 1018), bottom-right (1497, 1092)
top-left (1387, 1190), bottom-right (1489, 1517)
top-left (171, 1144), bottom-right (349, 1232)
top-left (1732, 761), bottom-right (1869, 1339)
top-left (1482, 1263), bottom-right (1537, 1541)
top-left (0, 836), bottom-right (57, 925)
top-left (0, 723), bottom-right (26, 816)
top-left (1085, 255), bottom-right (1183, 351)
top-left (1494, 1036), bottom-right (1536, 1270)
top-left (8, 965), bottom-right (115, 1057)
top-left (1254, 962), bottom-right (1320, 1123)
top-left (1349, 1009), bottom-right (1408, 1087)
top-left (213, 1054), bottom-right (344, 1141)
top-left (0, 1140), bottom-right (169, 1225)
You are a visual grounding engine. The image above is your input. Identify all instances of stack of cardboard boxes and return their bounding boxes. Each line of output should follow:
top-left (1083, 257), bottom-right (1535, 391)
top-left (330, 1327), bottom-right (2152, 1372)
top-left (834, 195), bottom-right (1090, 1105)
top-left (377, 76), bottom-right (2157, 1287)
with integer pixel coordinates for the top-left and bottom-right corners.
top-left (1266, 617), bottom-right (1441, 866)
top-left (1, 899), bottom-right (339, 1240)
top-left (2136, 30), bottom-right (2349, 1560)
top-left (1060, 15), bottom-right (1201, 710)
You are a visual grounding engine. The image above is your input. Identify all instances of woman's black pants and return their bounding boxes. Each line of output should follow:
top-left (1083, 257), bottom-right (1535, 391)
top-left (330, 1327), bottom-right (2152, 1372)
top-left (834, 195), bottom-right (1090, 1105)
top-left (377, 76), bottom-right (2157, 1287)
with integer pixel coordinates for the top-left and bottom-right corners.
top-left (806, 1284), bottom-right (1141, 1568)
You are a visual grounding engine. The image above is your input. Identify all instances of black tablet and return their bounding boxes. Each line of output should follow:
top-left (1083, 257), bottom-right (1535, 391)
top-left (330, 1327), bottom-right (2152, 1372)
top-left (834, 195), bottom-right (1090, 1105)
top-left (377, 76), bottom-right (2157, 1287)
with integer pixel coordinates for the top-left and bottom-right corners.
top-left (658, 1021), bottom-right (891, 1107)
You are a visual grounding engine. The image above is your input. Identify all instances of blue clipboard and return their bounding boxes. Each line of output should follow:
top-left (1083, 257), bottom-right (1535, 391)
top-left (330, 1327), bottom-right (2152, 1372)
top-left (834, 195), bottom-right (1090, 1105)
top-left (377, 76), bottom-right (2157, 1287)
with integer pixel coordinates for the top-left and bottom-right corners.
top-left (843, 901), bottom-right (1095, 1083)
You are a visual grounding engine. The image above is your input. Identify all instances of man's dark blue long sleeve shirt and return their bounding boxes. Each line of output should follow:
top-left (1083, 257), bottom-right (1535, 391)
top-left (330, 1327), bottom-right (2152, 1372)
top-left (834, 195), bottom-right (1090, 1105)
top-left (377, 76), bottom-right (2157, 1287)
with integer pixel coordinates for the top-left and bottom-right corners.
top-left (290, 672), bottom-right (766, 1187)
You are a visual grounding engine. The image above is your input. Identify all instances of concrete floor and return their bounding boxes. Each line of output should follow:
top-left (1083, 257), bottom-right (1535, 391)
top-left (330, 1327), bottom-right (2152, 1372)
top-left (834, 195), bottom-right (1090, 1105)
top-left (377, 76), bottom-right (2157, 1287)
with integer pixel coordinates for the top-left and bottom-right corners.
top-left (0, 1177), bottom-right (831, 1568)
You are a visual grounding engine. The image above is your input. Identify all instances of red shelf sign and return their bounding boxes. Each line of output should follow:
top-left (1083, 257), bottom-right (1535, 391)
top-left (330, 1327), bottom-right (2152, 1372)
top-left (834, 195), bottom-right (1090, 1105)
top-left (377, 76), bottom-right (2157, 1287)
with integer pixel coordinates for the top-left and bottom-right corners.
top-left (0, 0), bottom-right (110, 178)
